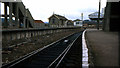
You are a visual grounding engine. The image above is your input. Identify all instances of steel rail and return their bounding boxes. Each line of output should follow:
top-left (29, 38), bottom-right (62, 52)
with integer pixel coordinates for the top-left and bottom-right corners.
top-left (48, 32), bottom-right (81, 68)
top-left (2, 32), bottom-right (75, 68)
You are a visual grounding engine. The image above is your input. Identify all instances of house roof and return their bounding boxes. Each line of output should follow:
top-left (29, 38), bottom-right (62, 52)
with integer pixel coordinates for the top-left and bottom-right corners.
top-left (73, 19), bottom-right (81, 22)
top-left (67, 20), bottom-right (74, 23)
top-left (48, 14), bottom-right (67, 20)
top-left (34, 20), bottom-right (44, 23)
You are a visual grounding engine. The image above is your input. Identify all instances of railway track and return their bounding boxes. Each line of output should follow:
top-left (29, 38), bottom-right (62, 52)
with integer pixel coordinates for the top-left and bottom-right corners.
top-left (2, 31), bottom-right (83, 68)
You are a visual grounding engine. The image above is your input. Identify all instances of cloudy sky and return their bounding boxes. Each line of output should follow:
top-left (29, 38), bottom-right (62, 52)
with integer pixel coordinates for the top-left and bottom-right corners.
top-left (1, 0), bottom-right (107, 22)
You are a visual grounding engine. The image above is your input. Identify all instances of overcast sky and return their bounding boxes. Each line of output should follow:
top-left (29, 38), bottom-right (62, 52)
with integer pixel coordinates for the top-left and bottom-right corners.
top-left (1, 0), bottom-right (107, 22)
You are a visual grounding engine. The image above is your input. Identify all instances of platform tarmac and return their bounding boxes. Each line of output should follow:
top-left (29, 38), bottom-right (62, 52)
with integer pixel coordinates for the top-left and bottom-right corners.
top-left (85, 29), bottom-right (119, 67)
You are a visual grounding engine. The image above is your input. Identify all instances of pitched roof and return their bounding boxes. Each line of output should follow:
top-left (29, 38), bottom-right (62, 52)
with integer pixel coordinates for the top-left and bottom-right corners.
top-left (34, 20), bottom-right (44, 23)
top-left (67, 20), bottom-right (74, 23)
top-left (73, 19), bottom-right (81, 22)
top-left (48, 14), bottom-right (67, 20)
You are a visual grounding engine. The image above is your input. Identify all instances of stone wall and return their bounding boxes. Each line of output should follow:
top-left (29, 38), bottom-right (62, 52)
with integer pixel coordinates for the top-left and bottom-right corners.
top-left (2, 27), bottom-right (82, 48)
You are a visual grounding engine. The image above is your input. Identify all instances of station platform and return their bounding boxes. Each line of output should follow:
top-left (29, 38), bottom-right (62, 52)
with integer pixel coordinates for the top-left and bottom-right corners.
top-left (85, 29), bottom-right (119, 67)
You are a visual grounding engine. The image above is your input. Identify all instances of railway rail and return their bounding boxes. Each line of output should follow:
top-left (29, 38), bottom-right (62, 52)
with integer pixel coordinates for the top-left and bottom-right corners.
top-left (2, 30), bottom-right (83, 68)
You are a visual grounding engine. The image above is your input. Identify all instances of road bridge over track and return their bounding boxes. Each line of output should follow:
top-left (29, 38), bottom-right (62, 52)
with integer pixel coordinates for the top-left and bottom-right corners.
top-left (1, 1), bottom-right (34, 28)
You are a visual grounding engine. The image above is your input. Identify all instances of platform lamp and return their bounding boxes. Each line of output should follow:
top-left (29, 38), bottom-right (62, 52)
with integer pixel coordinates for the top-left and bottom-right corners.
top-left (97, 0), bottom-right (101, 30)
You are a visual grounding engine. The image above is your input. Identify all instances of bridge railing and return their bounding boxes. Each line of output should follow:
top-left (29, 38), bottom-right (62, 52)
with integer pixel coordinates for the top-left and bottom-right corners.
top-left (2, 27), bottom-right (82, 48)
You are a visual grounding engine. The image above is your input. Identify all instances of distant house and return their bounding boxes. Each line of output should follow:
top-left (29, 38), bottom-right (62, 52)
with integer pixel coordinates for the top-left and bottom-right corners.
top-left (34, 20), bottom-right (45, 28)
top-left (73, 19), bottom-right (83, 26)
top-left (83, 20), bottom-right (96, 28)
top-left (48, 14), bottom-right (68, 27)
top-left (65, 20), bottom-right (74, 27)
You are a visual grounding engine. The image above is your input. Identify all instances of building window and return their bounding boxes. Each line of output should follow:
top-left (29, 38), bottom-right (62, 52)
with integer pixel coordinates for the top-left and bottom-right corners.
top-left (52, 19), bottom-right (55, 24)
top-left (61, 20), bottom-right (64, 25)
top-left (76, 22), bottom-right (79, 24)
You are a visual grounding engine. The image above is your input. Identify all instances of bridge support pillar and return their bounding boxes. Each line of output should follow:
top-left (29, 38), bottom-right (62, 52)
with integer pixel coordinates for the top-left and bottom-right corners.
top-left (27, 20), bottom-right (30, 28)
top-left (23, 16), bottom-right (26, 28)
top-left (4, 3), bottom-right (8, 28)
top-left (25, 19), bottom-right (28, 28)
top-left (9, 2), bottom-right (13, 28)
top-left (15, 3), bottom-right (19, 28)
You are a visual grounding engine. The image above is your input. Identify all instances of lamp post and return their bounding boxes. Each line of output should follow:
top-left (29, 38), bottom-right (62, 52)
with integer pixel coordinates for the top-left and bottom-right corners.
top-left (97, 0), bottom-right (101, 30)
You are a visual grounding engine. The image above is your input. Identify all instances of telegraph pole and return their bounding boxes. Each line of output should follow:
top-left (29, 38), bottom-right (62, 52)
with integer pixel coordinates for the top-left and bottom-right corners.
top-left (97, 0), bottom-right (101, 30)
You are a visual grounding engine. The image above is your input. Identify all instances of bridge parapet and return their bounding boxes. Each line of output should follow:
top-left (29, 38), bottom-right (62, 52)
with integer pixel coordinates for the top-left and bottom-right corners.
top-left (2, 27), bottom-right (82, 48)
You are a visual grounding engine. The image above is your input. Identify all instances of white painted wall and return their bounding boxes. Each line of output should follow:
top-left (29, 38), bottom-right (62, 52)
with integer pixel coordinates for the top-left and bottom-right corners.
top-left (74, 21), bottom-right (83, 26)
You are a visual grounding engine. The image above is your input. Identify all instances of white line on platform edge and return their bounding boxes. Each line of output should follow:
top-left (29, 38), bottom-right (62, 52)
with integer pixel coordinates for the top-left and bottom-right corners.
top-left (82, 30), bottom-right (89, 68)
